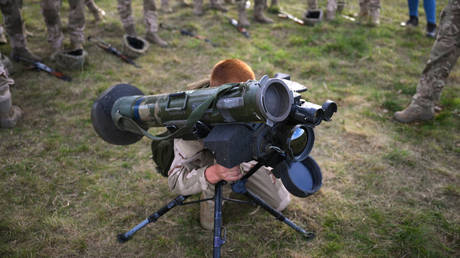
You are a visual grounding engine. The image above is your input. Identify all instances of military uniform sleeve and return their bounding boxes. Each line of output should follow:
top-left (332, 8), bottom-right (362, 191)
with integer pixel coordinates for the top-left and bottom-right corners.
top-left (167, 139), bottom-right (215, 196)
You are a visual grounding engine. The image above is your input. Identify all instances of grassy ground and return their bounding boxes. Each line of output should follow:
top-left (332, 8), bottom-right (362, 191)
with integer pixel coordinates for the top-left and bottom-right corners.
top-left (1, 0), bottom-right (459, 257)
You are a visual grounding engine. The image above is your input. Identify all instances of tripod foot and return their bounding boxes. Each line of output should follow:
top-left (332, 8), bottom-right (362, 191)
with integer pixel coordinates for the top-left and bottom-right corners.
top-left (117, 233), bottom-right (131, 243)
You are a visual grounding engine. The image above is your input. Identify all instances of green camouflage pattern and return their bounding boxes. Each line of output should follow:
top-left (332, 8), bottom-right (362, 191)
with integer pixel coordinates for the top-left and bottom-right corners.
top-left (412, 0), bottom-right (460, 108)
top-left (0, 0), bottom-right (26, 49)
top-left (41, 0), bottom-right (85, 50)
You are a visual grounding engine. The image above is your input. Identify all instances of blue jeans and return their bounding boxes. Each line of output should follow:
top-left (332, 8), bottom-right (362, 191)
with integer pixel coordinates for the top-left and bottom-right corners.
top-left (408, 0), bottom-right (436, 24)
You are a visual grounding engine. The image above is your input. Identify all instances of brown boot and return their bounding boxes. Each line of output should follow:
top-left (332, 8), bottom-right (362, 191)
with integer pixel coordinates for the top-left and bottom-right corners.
top-left (254, 0), bottom-right (273, 23)
top-left (11, 47), bottom-right (41, 62)
top-left (194, 0), bottom-right (204, 15)
top-left (200, 193), bottom-right (214, 230)
top-left (238, 1), bottom-right (250, 27)
top-left (145, 32), bottom-right (168, 47)
top-left (357, 2), bottom-right (368, 24)
top-left (210, 0), bottom-right (228, 12)
top-left (394, 102), bottom-right (434, 123)
top-left (0, 106), bottom-right (23, 129)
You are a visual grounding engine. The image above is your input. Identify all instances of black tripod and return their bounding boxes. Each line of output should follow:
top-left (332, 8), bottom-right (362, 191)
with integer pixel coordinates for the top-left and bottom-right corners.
top-left (118, 163), bottom-right (315, 257)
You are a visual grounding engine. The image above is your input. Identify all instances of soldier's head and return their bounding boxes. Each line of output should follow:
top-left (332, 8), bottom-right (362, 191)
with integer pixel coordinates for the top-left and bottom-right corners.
top-left (210, 59), bottom-right (255, 87)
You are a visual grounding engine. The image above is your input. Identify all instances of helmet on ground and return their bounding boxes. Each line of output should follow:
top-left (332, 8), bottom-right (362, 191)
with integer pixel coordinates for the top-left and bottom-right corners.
top-left (122, 35), bottom-right (149, 59)
top-left (55, 48), bottom-right (88, 70)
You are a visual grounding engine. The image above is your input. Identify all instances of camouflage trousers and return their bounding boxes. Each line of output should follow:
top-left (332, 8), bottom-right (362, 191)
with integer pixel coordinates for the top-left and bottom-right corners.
top-left (117, 0), bottom-right (159, 36)
top-left (307, 0), bottom-right (343, 13)
top-left (0, 0), bottom-right (26, 49)
top-left (359, 0), bottom-right (380, 12)
top-left (41, 0), bottom-right (85, 50)
top-left (413, 0), bottom-right (460, 107)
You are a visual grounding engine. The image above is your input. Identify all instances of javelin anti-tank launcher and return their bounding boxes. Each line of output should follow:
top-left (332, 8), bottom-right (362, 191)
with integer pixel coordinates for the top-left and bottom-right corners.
top-left (91, 74), bottom-right (337, 257)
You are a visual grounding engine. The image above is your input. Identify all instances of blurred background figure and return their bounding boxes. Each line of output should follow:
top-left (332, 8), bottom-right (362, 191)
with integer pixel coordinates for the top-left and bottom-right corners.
top-left (0, 25), bottom-right (7, 44)
top-left (160, 0), bottom-right (191, 13)
top-left (394, 0), bottom-right (459, 123)
top-left (238, 0), bottom-right (273, 27)
top-left (41, 0), bottom-right (86, 59)
top-left (193, 0), bottom-right (227, 16)
top-left (85, 0), bottom-right (106, 22)
top-left (0, 0), bottom-right (40, 61)
top-left (118, 0), bottom-right (168, 47)
top-left (358, 0), bottom-right (380, 26)
top-left (0, 55), bottom-right (22, 129)
top-left (400, 0), bottom-right (437, 38)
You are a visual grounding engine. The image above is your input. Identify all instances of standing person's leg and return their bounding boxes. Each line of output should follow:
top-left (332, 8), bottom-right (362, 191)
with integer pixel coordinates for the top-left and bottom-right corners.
top-left (369, 0), bottom-right (380, 26)
top-left (424, 0), bottom-right (437, 37)
top-left (254, 0), bottom-right (273, 23)
top-left (402, 0), bottom-right (420, 27)
top-left (1, 0), bottom-right (39, 61)
top-left (117, 0), bottom-right (136, 36)
top-left (85, 0), bottom-right (106, 21)
top-left (42, 0), bottom-right (63, 58)
top-left (237, 0), bottom-right (250, 27)
top-left (68, 0), bottom-right (85, 50)
top-left (143, 0), bottom-right (168, 47)
top-left (358, 0), bottom-right (369, 23)
top-left (394, 0), bottom-right (460, 123)
top-left (0, 59), bottom-right (22, 129)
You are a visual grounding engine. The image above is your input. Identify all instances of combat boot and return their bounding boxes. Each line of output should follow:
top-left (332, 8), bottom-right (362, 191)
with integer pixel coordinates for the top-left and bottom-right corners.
top-left (337, 1), bottom-right (345, 13)
top-left (194, 0), bottom-right (204, 15)
top-left (210, 0), bottom-right (228, 12)
top-left (238, 1), bottom-right (250, 27)
top-left (11, 47), bottom-right (41, 62)
top-left (0, 105), bottom-right (23, 129)
top-left (394, 101), bottom-right (434, 123)
top-left (254, 0), bottom-right (273, 23)
top-left (200, 193), bottom-right (214, 230)
top-left (145, 32), bottom-right (168, 47)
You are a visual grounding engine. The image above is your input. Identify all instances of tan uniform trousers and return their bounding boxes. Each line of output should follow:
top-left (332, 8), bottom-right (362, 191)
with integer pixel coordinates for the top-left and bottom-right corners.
top-left (41, 0), bottom-right (85, 50)
top-left (168, 139), bottom-right (291, 211)
top-left (413, 0), bottom-right (460, 107)
top-left (117, 0), bottom-right (159, 36)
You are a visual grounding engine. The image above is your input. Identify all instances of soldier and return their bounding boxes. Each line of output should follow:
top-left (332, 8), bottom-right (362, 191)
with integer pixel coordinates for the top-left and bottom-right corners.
top-left (168, 59), bottom-right (291, 230)
top-left (85, 0), bottom-right (106, 22)
top-left (0, 54), bottom-right (22, 129)
top-left (117, 0), bottom-right (168, 47)
top-left (238, 0), bottom-right (273, 27)
top-left (0, 0), bottom-right (40, 61)
top-left (41, 0), bottom-right (86, 58)
top-left (394, 0), bottom-right (459, 123)
top-left (358, 0), bottom-right (380, 26)
top-left (193, 0), bottom-right (227, 16)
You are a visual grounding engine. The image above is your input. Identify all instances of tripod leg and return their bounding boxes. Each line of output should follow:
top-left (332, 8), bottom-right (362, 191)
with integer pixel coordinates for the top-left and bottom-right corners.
top-left (118, 195), bottom-right (189, 242)
top-left (213, 181), bottom-right (225, 258)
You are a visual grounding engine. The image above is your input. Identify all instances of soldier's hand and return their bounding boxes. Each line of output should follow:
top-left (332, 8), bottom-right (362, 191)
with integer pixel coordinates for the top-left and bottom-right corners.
top-left (205, 164), bottom-right (243, 184)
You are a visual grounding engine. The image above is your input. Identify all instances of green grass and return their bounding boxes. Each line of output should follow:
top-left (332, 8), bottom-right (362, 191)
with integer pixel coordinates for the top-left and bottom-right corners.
top-left (0, 0), bottom-right (459, 257)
